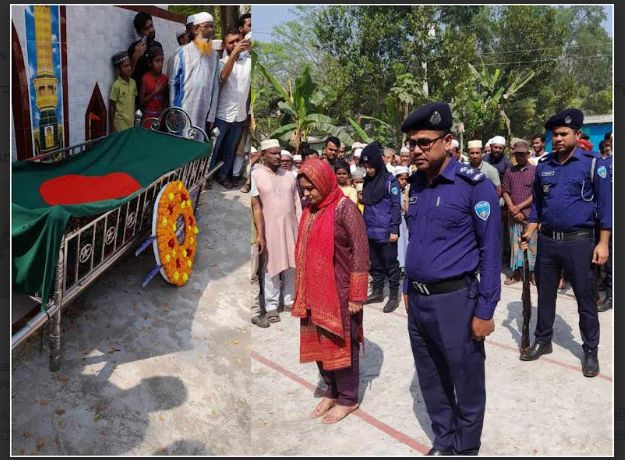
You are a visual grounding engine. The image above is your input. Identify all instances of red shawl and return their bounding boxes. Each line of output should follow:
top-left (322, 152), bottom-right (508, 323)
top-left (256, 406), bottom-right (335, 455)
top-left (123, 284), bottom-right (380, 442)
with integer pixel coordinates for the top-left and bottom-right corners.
top-left (292, 159), bottom-right (345, 338)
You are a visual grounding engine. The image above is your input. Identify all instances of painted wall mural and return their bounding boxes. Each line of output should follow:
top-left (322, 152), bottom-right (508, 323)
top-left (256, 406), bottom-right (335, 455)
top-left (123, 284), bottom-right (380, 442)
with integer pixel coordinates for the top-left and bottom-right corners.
top-left (25, 5), bottom-right (65, 155)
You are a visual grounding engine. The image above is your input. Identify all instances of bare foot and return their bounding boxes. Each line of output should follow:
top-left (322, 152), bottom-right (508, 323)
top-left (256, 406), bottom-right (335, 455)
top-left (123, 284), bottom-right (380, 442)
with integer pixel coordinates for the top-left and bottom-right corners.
top-left (321, 403), bottom-right (359, 424)
top-left (310, 397), bottom-right (336, 418)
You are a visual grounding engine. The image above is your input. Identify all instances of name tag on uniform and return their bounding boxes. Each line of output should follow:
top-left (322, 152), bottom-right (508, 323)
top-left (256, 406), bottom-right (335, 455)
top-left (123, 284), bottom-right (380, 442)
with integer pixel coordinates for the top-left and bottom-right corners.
top-left (541, 171), bottom-right (555, 177)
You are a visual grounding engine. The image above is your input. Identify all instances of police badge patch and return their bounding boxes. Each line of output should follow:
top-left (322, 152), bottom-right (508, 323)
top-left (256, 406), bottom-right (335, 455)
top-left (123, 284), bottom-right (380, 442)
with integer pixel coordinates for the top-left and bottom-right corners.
top-left (429, 111), bottom-right (442, 126)
top-left (474, 201), bottom-right (490, 221)
top-left (543, 184), bottom-right (551, 193)
top-left (597, 165), bottom-right (607, 178)
top-left (391, 186), bottom-right (399, 195)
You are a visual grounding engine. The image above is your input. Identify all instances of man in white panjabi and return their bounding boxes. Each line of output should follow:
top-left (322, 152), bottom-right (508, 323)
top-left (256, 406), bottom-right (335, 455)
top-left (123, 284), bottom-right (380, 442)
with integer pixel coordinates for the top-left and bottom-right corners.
top-left (169, 12), bottom-right (219, 132)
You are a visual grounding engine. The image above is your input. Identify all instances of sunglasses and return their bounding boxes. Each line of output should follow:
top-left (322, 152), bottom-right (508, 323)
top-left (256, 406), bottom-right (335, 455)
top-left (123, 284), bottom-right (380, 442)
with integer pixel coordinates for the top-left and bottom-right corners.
top-left (407, 135), bottom-right (445, 151)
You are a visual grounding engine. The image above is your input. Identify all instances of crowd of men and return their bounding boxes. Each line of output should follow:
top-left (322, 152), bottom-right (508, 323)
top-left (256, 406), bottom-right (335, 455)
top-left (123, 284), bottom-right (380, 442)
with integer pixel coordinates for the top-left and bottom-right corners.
top-left (250, 103), bottom-right (612, 453)
top-left (109, 10), bottom-right (252, 187)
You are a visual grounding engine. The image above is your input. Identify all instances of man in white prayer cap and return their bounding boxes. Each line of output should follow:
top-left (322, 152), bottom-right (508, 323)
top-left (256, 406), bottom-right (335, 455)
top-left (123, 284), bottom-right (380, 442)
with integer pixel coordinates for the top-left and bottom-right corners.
top-left (449, 138), bottom-right (461, 161)
top-left (251, 139), bottom-right (302, 325)
top-left (169, 12), bottom-right (220, 133)
top-left (280, 150), bottom-right (297, 177)
top-left (483, 135), bottom-right (511, 184)
top-left (467, 140), bottom-right (501, 196)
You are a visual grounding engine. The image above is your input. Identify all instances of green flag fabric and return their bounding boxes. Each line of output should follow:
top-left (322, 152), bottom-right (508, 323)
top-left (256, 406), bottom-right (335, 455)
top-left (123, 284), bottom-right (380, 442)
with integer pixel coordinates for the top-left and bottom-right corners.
top-left (12, 128), bottom-right (211, 307)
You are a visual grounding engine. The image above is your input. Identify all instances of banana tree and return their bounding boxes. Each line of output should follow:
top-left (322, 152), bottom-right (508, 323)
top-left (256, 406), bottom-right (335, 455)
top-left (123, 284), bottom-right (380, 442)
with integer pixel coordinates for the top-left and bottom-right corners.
top-left (255, 61), bottom-right (354, 150)
top-left (468, 63), bottom-right (535, 138)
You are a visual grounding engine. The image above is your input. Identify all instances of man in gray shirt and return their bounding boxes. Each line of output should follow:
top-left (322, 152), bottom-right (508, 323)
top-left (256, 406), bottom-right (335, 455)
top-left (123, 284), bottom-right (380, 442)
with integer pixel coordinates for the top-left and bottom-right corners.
top-left (467, 140), bottom-right (501, 197)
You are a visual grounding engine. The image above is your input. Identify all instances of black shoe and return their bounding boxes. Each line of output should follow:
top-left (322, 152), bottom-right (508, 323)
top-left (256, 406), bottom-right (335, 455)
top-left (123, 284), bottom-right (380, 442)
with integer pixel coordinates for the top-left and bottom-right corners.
top-left (582, 348), bottom-right (599, 377)
top-left (366, 287), bottom-right (384, 304)
top-left (597, 297), bottom-right (612, 312)
top-left (383, 291), bottom-right (400, 313)
top-left (252, 315), bottom-right (270, 328)
top-left (520, 341), bottom-right (552, 361)
top-left (426, 448), bottom-right (453, 456)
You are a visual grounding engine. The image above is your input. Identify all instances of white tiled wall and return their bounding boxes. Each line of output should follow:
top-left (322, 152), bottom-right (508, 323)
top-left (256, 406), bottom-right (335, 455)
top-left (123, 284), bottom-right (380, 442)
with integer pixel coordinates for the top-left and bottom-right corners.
top-left (11, 5), bottom-right (184, 148)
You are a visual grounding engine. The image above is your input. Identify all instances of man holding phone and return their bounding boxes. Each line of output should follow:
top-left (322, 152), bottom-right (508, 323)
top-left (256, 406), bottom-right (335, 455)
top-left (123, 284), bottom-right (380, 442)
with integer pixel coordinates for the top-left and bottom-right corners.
top-left (210, 28), bottom-right (252, 189)
top-left (128, 11), bottom-right (163, 98)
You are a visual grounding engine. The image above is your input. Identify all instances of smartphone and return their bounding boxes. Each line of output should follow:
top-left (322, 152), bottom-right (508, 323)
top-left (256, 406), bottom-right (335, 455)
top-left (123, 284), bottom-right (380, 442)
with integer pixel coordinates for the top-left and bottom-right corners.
top-left (140, 35), bottom-right (147, 46)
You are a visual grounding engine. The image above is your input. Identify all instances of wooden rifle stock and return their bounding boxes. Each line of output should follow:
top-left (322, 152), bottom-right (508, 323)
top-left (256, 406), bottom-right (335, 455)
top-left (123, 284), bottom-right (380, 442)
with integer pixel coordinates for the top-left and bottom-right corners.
top-left (520, 231), bottom-right (532, 351)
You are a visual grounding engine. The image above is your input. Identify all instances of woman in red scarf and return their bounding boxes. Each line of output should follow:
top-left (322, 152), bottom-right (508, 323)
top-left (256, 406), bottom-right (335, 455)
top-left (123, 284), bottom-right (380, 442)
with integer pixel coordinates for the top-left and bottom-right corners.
top-left (292, 159), bottom-right (369, 424)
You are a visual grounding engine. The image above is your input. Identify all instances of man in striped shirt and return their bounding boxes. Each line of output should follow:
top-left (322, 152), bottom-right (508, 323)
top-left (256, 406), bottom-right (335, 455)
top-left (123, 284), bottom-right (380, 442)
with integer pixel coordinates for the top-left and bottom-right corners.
top-left (501, 140), bottom-right (536, 285)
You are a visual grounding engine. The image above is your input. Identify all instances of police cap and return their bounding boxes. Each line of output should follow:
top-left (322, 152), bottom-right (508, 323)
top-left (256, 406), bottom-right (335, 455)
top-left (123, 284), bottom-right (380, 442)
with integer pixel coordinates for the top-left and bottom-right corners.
top-left (401, 102), bottom-right (452, 133)
top-left (544, 108), bottom-right (584, 131)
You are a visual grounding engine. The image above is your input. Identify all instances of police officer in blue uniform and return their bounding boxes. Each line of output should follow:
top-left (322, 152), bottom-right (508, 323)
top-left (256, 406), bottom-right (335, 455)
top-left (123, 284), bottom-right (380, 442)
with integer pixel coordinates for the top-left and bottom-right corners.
top-left (361, 141), bottom-right (403, 313)
top-left (519, 108), bottom-right (612, 377)
top-left (402, 102), bottom-right (501, 455)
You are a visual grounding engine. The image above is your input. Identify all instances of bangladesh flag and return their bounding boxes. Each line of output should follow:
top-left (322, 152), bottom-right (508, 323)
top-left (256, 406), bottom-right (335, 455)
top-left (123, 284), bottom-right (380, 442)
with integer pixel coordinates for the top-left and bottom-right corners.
top-left (12, 127), bottom-right (211, 306)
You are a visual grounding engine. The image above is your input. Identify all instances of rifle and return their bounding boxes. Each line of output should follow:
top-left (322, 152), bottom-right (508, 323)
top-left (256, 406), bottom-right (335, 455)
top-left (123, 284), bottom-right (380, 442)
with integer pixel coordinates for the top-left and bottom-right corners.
top-left (520, 230), bottom-right (532, 352)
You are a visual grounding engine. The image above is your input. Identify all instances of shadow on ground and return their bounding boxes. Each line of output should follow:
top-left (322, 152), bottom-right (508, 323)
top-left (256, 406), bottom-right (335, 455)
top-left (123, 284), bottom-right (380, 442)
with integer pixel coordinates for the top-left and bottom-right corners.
top-left (12, 188), bottom-right (251, 455)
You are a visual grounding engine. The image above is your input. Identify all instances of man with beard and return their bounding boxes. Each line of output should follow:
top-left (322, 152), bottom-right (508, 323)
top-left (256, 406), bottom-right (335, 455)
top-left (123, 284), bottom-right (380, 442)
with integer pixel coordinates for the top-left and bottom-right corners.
top-left (529, 133), bottom-right (546, 166)
top-left (323, 136), bottom-right (341, 167)
top-left (169, 12), bottom-right (220, 132)
top-left (467, 140), bottom-right (501, 197)
top-left (128, 12), bottom-right (163, 98)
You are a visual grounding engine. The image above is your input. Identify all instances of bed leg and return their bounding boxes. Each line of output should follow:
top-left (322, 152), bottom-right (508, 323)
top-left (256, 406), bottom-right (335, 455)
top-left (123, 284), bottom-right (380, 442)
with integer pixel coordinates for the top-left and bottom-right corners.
top-left (49, 243), bottom-right (65, 372)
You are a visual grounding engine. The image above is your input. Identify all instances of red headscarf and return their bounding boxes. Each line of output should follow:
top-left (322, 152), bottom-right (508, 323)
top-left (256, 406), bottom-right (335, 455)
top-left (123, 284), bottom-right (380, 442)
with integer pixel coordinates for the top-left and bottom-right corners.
top-left (292, 159), bottom-right (346, 338)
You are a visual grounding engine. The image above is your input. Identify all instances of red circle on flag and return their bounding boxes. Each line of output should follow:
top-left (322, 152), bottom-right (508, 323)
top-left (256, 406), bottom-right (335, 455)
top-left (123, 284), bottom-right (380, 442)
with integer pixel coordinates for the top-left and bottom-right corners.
top-left (39, 172), bottom-right (142, 205)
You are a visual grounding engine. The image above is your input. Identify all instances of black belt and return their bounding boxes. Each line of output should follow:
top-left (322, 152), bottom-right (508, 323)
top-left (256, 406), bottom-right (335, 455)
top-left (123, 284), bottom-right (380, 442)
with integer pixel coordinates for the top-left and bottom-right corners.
top-left (540, 227), bottom-right (594, 241)
top-left (410, 274), bottom-right (474, 296)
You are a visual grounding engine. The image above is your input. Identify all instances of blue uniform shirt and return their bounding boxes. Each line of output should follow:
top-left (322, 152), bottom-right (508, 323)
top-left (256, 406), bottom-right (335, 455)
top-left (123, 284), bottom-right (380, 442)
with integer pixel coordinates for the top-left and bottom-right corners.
top-left (403, 158), bottom-right (502, 320)
top-left (529, 147), bottom-right (612, 230)
top-left (363, 174), bottom-right (402, 242)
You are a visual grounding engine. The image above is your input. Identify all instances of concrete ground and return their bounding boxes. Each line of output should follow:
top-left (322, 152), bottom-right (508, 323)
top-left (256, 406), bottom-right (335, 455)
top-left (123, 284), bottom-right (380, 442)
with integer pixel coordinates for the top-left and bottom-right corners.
top-left (251, 276), bottom-right (613, 456)
top-left (12, 186), bottom-right (252, 455)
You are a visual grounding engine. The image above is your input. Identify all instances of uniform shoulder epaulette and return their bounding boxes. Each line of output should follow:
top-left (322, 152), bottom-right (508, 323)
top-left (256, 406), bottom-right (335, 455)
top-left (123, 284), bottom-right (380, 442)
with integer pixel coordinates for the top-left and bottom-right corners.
top-left (539, 152), bottom-right (552, 162)
top-left (456, 165), bottom-right (485, 184)
top-left (582, 149), bottom-right (600, 159)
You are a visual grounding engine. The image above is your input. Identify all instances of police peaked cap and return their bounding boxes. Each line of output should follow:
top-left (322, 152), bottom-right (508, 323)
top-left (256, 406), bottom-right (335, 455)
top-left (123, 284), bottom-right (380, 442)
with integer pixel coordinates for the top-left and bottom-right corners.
top-left (401, 102), bottom-right (453, 133)
top-left (544, 108), bottom-right (584, 131)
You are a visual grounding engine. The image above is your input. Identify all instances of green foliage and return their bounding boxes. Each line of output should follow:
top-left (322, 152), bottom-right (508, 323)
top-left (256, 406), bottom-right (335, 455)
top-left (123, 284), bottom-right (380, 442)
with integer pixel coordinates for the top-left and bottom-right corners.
top-left (254, 5), bottom-right (612, 147)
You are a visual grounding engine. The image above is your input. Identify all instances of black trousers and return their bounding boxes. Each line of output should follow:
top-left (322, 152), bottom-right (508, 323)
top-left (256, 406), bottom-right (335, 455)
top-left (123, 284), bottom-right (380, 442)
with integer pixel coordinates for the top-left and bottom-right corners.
top-left (535, 234), bottom-right (599, 351)
top-left (369, 240), bottom-right (400, 291)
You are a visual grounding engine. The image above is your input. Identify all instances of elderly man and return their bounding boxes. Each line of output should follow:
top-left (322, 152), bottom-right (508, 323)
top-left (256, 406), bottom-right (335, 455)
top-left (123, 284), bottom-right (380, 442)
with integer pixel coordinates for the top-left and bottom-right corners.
top-left (501, 140), bottom-right (537, 285)
top-left (467, 140), bottom-right (501, 197)
top-left (169, 12), bottom-right (220, 132)
top-left (448, 139), bottom-right (461, 161)
top-left (251, 139), bottom-right (302, 323)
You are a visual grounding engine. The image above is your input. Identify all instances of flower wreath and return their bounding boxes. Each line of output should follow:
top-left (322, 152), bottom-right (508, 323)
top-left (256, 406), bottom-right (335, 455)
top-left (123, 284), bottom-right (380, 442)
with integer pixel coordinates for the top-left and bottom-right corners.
top-left (151, 180), bottom-right (199, 285)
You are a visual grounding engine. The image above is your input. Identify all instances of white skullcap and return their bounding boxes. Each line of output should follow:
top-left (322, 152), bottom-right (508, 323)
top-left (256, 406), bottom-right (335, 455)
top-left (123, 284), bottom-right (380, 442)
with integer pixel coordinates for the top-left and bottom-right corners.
top-left (250, 146), bottom-right (257, 153)
top-left (193, 12), bottom-right (214, 25)
top-left (491, 135), bottom-right (506, 146)
top-left (394, 166), bottom-right (410, 176)
top-left (386, 163), bottom-right (396, 175)
top-left (353, 148), bottom-right (363, 158)
top-left (486, 138), bottom-right (492, 147)
top-left (293, 154), bottom-right (302, 161)
top-left (176, 28), bottom-right (187, 38)
top-left (260, 139), bottom-right (280, 150)
top-left (186, 14), bottom-right (195, 25)
top-left (351, 142), bottom-right (367, 150)
top-left (281, 150), bottom-right (293, 159)
top-left (451, 139), bottom-right (460, 149)
top-left (467, 140), bottom-right (483, 149)
top-left (400, 146), bottom-right (410, 154)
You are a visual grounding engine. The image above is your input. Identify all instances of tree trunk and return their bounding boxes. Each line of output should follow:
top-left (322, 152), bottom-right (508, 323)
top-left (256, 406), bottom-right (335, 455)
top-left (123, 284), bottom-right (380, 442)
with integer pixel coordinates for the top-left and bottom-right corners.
top-left (220, 5), bottom-right (240, 34)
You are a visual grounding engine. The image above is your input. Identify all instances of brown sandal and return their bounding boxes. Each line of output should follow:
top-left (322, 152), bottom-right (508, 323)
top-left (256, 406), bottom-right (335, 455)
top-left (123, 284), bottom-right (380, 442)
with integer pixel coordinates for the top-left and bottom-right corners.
top-left (266, 310), bottom-right (281, 323)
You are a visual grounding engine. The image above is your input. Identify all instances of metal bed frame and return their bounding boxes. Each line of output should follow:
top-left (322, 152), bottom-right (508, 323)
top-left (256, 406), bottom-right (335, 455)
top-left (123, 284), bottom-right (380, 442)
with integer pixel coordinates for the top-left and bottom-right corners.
top-left (12, 107), bottom-right (222, 371)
